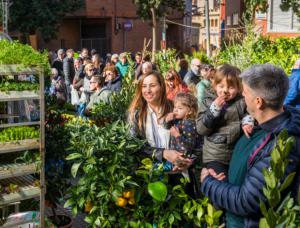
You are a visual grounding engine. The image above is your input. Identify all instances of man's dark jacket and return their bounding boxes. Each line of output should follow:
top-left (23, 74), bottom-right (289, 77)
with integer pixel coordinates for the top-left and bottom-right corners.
top-left (201, 106), bottom-right (300, 228)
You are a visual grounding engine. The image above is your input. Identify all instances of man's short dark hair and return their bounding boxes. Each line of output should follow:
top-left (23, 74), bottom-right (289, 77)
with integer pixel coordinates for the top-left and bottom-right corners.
top-left (240, 64), bottom-right (289, 110)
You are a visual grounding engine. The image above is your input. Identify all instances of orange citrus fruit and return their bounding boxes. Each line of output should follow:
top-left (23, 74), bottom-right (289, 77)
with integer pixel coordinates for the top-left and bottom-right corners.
top-left (116, 197), bottom-right (127, 207)
top-left (128, 197), bottom-right (135, 205)
top-left (84, 201), bottom-right (93, 213)
top-left (123, 190), bottom-right (134, 199)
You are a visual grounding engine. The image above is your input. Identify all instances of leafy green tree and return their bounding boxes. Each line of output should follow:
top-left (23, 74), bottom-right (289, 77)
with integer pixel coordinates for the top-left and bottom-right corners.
top-left (280, 0), bottom-right (300, 17)
top-left (244, 0), bottom-right (268, 23)
top-left (9, 0), bottom-right (84, 41)
top-left (133, 0), bottom-right (185, 62)
top-left (244, 0), bottom-right (300, 23)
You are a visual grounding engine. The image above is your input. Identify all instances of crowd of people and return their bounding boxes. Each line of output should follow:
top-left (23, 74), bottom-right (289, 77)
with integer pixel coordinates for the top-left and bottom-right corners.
top-left (48, 47), bottom-right (300, 227)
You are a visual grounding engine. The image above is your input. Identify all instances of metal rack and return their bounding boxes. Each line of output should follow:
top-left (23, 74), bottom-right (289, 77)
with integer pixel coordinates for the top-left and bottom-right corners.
top-left (0, 64), bottom-right (45, 227)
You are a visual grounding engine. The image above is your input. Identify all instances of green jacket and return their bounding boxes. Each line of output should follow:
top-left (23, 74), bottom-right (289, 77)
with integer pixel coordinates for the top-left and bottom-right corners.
top-left (196, 93), bottom-right (248, 165)
top-left (86, 87), bottom-right (112, 110)
top-left (196, 79), bottom-right (211, 105)
top-left (116, 61), bottom-right (129, 78)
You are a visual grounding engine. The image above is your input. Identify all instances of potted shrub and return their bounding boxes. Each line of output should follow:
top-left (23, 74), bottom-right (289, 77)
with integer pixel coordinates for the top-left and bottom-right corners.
top-left (45, 99), bottom-right (73, 227)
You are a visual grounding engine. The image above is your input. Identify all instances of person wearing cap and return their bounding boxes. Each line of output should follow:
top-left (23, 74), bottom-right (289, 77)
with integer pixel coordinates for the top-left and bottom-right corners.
top-left (284, 58), bottom-right (300, 109)
top-left (111, 54), bottom-right (119, 65)
top-left (115, 52), bottom-right (129, 78)
top-left (52, 49), bottom-right (65, 77)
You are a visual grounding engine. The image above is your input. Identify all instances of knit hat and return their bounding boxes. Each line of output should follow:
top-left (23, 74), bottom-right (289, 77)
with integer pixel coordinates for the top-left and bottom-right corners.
top-left (111, 54), bottom-right (119, 60)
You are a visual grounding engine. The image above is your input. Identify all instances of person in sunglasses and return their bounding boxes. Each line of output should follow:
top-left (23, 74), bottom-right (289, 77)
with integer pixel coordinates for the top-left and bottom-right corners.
top-left (103, 65), bottom-right (122, 92)
top-left (165, 69), bottom-right (189, 101)
top-left (85, 75), bottom-right (112, 113)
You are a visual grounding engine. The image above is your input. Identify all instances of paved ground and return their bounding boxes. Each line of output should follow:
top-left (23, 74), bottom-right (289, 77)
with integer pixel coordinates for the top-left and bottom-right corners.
top-left (46, 204), bottom-right (87, 228)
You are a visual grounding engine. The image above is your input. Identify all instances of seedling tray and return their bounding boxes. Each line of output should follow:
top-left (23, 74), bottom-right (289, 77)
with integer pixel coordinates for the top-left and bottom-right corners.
top-left (0, 163), bottom-right (39, 180)
top-left (0, 139), bottom-right (39, 154)
top-left (0, 91), bottom-right (39, 102)
top-left (0, 175), bottom-right (40, 206)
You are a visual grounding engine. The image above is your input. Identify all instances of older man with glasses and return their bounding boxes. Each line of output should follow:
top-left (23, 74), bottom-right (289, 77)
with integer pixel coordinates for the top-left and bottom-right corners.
top-left (85, 75), bottom-right (112, 113)
top-left (183, 58), bottom-right (202, 86)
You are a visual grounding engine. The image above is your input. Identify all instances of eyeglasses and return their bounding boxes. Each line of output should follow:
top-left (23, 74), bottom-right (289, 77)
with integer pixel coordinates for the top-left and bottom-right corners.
top-left (90, 81), bottom-right (97, 84)
top-left (88, 69), bottom-right (94, 72)
top-left (106, 72), bottom-right (114, 76)
top-left (194, 64), bottom-right (201, 68)
top-left (166, 76), bottom-right (175, 81)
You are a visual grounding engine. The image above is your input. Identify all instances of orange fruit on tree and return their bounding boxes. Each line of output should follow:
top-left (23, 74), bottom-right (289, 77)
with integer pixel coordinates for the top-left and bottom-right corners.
top-left (84, 201), bottom-right (93, 213)
top-left (128, 197), bottom-right (135, 205)
top-left (116, 197), bottom-right (127, 207)
top-left (123, 190), bottom-right (134, 199)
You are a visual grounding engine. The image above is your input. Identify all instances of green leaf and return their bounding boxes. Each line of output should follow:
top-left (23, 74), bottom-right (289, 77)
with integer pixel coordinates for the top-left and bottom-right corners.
top-left (168, 214), bottom-right (174, 224)
top-left (173, 211), bottom-right (181, 220)
top-left (72, 205), bottom-right (78, 215)
top-left (259, 218), bottom-right (270, 228)
top-left (95, 217), bottom-right (101, 226)
top-left (84, 215), bottom-right (94, 224)
top-left (205, 215), bottom-right (213, 225)
top-left (64, 199), bottom-right (74, 208)
top-left (260, 201), bottom-right (268, 217)
top-left (196, 206), bottom-right (204, 219)
top-left (129, 221), bottom-right (138, 228)
top-left (183, 201), bottom-right (191, 214)
top-left (264, 170), bottom-right (277, 189)
top-left (148, 181), bottom-right (167, 202)
top-left (97, 190), bottom-right (108, 197)
top-left (271, 147), bottom-right (281, 165)
top-left (71, 162), bottom-right (82, 178)
top-left (207, 203), bottom-right (214, 217)
top-left (141, 158), bottom-right (153, 169)
top-left (145, 223), bottom-right (152, 228)
top-left (213, 210), bottom-right (223, 219)
top-left (279, 172), bottom-right (296, 192)
top-left (66, 153), bottom-right (82, 160)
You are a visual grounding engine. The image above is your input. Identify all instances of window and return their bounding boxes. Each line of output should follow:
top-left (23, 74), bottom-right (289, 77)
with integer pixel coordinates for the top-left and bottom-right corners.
top-left (211, 19), bottom-right (214, 27)
top-left (215, 19), bottom-right (218, 27)
top-left (226, 16), bottom-right (231, 26)
top-left (269, 0), bottom-right (300, 32)
top-left (233, 13), bottom-right (239, 25)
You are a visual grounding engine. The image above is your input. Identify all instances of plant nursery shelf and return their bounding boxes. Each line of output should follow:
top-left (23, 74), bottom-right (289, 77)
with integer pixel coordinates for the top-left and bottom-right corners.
top-left (0, 91), bottom-right (39, 102)
top-left (0, 121), bottom-right (40, 129)
top-left (0, 175), bottom-right (40, 206)
top-left (0, 139), bottom-right (39, 154)
top-left (0, 163), bottom-right (39, 180)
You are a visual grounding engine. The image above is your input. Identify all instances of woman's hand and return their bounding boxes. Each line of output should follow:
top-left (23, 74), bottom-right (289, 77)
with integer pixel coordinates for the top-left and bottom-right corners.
top-left (163, 150), bottom-right (193, 171)
top-left (163, 149), bottom-right (183, 164)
